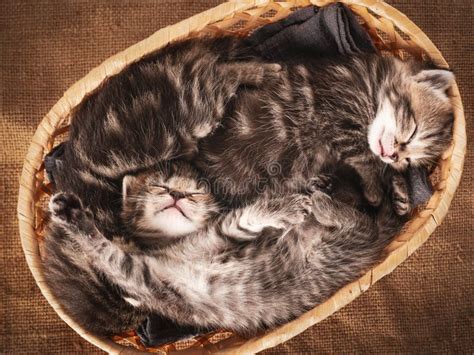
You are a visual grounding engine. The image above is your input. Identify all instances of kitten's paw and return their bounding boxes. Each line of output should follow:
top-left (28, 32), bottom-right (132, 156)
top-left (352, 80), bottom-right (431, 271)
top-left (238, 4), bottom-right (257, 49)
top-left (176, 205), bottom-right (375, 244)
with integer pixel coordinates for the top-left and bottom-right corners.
top-left (265, 63), bottom-right (283, 74)
top-left (284, 194), bottom-right (313, 225)
top-left (391, 175), bottom-right (411, 216)
top-left (260, 63), bottom-right (283, 82)
top-left (49, 193), bottom-right (83, 221)
top-left (307, 174), bottom-right (334, 195)
top-left (310, 190), bottom-right (338, 226)
top-left (363, 185), bottom-right (383, 207)
top-left (310, 189), bottom-right (333, 208)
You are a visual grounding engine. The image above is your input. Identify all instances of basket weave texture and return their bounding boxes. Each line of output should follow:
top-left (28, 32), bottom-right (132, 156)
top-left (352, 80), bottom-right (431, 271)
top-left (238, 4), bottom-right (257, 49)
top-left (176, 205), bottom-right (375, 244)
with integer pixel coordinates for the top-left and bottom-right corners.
top-left (17, 0), bottom-right (466, 354)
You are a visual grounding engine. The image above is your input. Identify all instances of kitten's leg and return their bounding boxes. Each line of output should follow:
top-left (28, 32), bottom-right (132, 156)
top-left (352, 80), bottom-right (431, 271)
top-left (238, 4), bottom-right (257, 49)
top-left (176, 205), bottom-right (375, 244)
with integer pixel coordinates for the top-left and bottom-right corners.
top-left (307, 176), bottom-right (375, 238)
top-left (219, 193), bottom-right (312, 241)
top-left (346, 157), bottom-right (384, 207)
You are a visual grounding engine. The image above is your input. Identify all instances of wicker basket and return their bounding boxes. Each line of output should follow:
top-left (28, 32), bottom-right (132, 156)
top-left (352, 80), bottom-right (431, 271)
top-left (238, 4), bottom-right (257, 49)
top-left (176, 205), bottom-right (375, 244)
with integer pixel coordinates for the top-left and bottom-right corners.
top-left (17, 0), bottom-right (466, 354)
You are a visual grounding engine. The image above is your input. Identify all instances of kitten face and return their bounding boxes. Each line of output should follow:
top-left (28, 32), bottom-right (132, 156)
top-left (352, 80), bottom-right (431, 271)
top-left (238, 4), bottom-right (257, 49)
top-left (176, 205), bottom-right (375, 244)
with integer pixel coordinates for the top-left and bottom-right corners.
top-left (122, 161), bottom-right (218, 239)
top-left (368, 67), bottom-right (454, 170)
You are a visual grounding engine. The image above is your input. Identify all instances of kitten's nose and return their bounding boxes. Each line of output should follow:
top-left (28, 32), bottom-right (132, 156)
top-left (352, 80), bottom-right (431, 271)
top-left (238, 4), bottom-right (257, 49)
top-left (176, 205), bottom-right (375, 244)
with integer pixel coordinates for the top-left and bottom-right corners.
top-left (169, 191), bottom-right (185, 200)
top-left (389, 152), bottom-right (399, 162)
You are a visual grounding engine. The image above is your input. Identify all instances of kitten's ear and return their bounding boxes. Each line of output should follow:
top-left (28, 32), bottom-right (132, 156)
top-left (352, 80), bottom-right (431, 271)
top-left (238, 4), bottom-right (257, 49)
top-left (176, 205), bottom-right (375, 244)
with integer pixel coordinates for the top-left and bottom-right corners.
top-left (122, 175), bottom-right (135, 200)
top-left (414, 69), bottom-right (455, 92)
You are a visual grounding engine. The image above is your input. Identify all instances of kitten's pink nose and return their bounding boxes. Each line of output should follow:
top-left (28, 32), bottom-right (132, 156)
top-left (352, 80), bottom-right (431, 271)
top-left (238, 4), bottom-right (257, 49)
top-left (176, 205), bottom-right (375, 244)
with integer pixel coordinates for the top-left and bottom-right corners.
top-left (381, 146), bottom-right (398, 161)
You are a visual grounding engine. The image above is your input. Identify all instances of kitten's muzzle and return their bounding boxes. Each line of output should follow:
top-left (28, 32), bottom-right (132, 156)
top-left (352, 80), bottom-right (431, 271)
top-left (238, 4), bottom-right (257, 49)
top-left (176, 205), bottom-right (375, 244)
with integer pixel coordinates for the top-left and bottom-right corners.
top-left (160, 194), bottom-right (190, 219)
top-left (382, 150), bottom-right (399, 162)
top-left (379, 138), bottom-right (399, 162)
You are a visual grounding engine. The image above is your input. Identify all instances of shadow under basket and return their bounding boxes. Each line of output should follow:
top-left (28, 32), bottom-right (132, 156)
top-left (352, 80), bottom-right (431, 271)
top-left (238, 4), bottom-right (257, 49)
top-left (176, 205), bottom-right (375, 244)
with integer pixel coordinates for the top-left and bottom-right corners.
top-left (17, 0), bottom-right (466, 354)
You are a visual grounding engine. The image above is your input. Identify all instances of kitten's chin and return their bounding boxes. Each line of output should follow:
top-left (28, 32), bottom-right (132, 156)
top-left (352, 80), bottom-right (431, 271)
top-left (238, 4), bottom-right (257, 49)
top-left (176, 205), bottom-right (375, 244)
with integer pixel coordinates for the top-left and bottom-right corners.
top-left (143, 208), bottom-right (202, 237)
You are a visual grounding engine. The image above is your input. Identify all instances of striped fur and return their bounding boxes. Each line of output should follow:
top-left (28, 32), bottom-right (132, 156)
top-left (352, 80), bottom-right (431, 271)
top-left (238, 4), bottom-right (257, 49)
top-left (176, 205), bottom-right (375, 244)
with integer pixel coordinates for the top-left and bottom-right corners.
top-left (43, 162), bottom-right (408, 337)
top-left (43, 37), bottom-right (453, 340)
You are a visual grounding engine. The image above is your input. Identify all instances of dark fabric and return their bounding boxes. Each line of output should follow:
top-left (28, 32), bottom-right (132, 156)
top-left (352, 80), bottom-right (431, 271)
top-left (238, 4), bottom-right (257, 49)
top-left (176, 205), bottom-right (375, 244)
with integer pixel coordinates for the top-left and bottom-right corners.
top-left (1, 1), bottom-right (472, 354)
top-left (248, 3), bottom-right (376, 59)
top-left (44, 142), bottom-right (66, 184)
top-left (136, 314), bottom-right (211, 347)
top-left (407, 166), bottom-right (433, 205)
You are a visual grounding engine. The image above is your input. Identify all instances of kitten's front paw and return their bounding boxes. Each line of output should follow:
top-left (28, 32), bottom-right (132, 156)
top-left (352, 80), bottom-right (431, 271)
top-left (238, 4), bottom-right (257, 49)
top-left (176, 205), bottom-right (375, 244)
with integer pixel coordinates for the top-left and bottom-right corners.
top-left (49, 192), bottom-right (91, 226)
top-left (260, 63), bottom-right (283, 83)
top-left (284, 194), bottom-right (313, 225)
top-left (391, 175), bottom-right (411, 216)
top-left (264, 63), bottom-right (283, 74)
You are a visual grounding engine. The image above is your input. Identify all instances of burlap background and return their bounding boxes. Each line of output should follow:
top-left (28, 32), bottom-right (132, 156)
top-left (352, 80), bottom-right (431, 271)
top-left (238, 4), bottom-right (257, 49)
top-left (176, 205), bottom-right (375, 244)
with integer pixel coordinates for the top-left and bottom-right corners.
top-left (1, 1), bottom-right (472, 353)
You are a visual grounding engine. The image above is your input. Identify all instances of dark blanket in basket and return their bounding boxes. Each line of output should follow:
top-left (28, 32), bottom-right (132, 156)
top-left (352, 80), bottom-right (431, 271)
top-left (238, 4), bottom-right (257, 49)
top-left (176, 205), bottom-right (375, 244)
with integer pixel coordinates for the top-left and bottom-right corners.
top-left (44, 3), bottom-right (433, 347)
top-left (248, 3), bottom-right (376, 59)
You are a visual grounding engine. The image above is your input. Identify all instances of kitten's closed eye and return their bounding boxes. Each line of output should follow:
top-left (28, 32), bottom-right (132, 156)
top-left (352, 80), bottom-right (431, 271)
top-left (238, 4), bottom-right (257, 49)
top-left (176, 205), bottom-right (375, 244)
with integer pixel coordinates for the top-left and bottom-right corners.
top-left (150, 185), bottom-right (169, 194)
top-left (187, 193), bottom-right (209, 202)
top-left (404, 122), bottom-right (417, 145)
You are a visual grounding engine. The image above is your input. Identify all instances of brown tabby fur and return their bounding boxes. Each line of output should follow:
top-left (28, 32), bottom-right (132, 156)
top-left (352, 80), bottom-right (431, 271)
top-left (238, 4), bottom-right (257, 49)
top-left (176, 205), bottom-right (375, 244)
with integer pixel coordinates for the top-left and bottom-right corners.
top-left (44, 161), bottom-right (408, 336)
top-left (43, 36), bottom-right (453, 340)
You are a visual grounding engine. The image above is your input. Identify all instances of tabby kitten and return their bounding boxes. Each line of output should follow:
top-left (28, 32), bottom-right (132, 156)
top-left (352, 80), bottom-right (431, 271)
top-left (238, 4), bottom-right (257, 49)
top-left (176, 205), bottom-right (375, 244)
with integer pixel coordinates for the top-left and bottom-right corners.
top-left (44, 160), bottom-right (409, 337)
top-left (43, 161), bottom-right (220, 336)
top-left (50, 35), bottom-right (282, 235)
top-left (196, 54), bottom-right (455, 205)
top-left (62, 38), bottom-right (454, 209)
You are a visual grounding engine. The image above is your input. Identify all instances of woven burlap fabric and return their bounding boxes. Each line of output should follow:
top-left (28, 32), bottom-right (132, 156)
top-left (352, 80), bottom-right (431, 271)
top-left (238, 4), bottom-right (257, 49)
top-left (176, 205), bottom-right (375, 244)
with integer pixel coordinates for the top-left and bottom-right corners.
top-left (1, 0), bottom-right (472, 353)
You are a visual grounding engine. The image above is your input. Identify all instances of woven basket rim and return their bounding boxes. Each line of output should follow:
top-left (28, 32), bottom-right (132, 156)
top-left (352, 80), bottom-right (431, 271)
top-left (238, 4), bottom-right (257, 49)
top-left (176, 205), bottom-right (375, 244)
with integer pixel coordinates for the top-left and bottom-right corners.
top-left (17, 0), bottom-right (466, 354)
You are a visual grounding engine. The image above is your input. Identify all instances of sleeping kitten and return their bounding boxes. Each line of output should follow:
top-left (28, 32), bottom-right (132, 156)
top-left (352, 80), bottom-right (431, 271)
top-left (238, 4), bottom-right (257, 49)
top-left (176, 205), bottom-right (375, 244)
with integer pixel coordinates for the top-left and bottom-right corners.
top-left (63, 39), bottom-right (454, 209)
top-left (196, 54), bottom-right (454, 205)
top-left (43, 161), bottom-right (409, 338)
top-left (42, 161), bottom-right (221, 336)
top-left (50, 35), bottom-right (281, 235)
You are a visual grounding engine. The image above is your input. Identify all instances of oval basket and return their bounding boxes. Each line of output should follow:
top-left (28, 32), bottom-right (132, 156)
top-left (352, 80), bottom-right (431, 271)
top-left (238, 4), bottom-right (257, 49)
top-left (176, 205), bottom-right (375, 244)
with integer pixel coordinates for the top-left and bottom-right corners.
top-left (17, 0), bottom-right (466, 354)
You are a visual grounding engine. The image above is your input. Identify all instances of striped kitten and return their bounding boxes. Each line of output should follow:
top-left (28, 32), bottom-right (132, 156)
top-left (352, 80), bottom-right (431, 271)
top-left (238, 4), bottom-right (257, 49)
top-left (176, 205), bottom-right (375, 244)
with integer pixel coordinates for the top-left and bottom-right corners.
top-left (43, 160), bottom-right (409, 337)
top-left (50, 36), bottom-right (282, 236)
top-left (196, 54), bottom-right (455, 205)
top-left (63, 37), bottom-right (454, 210)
